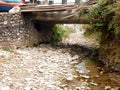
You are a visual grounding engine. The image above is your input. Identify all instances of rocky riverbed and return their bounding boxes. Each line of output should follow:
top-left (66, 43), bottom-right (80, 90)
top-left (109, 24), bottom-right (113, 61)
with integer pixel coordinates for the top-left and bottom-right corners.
top-left (0, 29), bottom-right (120, 90)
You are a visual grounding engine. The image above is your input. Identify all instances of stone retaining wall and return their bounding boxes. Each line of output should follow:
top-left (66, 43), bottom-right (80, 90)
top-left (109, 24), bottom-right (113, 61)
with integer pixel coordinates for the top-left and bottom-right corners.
top-left (0, 12), bottom-right (49, 49)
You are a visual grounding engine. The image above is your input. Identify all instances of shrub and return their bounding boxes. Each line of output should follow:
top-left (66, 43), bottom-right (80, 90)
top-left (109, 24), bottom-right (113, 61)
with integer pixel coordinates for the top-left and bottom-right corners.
top-left (85, 0), bottom-right (119, 42)
top-left (52, 24), bottom-right (63, 42)
top-left (51, 24), bottom-right (75, 42)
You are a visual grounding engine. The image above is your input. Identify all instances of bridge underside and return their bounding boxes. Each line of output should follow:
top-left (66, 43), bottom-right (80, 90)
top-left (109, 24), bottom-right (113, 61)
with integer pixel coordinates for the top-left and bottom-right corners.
top-left (21, 4), bottom-right (90, 24)
top-left (31, 11), bottom-right (89, 24)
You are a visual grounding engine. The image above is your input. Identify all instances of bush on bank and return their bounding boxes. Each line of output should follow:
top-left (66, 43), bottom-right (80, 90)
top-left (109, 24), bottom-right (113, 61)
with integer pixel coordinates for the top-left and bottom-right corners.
top-left (86, 0), bottom-right (120, 40)
top-left (86, 0), bottom-right (115, 40)
top-left (51, 24), bottom-right (75, 42)
top-left (86, 0), bottom-right (120, 71)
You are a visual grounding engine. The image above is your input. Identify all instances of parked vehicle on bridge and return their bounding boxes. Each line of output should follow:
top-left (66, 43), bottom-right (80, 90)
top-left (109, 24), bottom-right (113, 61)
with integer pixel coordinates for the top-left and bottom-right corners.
top-left (3, 0), bottom-right (21, 2)
top-left (0, 2), bottom-right (23, 11)
top-left (0, 0), bottom-right (24, 11)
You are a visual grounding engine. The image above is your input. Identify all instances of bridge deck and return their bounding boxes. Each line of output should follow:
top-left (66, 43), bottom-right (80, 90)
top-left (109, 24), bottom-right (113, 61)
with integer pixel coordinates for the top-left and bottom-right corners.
top-left (20, 4), bottom-right (80, 12)
top-left (20, 4), bottom-right (91, 24)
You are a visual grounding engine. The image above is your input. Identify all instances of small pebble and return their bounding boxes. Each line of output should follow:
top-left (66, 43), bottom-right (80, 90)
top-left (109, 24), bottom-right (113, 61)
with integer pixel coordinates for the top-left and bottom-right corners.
top-left (104, 86), bottom-right (111, 90)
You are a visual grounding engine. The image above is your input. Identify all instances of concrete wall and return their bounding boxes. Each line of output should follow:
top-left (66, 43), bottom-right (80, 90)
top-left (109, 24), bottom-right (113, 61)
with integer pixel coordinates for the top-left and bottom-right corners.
top-left (0, 12), bottom-right (39, 49)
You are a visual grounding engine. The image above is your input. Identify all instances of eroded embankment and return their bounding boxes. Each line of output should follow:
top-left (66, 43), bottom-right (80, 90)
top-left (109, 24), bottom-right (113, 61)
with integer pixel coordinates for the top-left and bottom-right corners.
top-left (86, 0), bottom-right (120, 72)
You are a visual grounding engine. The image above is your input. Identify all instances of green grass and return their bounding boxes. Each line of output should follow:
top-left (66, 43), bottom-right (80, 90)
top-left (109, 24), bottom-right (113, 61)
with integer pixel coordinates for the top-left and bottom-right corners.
top-left (84, 31), bottom-right (101, 42)
top-left (62, 26), bottom-right (75, 39)
top-left (51, 24), bottom-right (75, 42)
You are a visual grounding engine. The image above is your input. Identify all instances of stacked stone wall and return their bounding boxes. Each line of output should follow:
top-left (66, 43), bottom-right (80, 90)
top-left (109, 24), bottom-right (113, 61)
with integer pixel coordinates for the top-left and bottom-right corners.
top-left (0, 12), bottom-right (39, 49)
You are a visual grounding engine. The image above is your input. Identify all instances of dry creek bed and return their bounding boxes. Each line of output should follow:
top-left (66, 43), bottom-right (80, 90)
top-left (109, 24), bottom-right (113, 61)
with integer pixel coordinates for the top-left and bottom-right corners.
top-left (0, 31), bottom-right (120, 90)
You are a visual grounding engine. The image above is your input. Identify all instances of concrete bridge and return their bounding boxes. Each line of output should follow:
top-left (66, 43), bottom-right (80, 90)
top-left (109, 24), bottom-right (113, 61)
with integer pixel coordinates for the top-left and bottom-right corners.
top-left (0, 0), bottom-right (97, 49)
top-left (1, 0), bottom-right (119, 74)
top-left (20, 0), bottom-right (97, 24)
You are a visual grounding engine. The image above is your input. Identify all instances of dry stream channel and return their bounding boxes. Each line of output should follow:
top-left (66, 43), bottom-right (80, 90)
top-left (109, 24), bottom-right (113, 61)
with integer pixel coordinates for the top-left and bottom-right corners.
top-left (0, 25), bottom-right (120, 90)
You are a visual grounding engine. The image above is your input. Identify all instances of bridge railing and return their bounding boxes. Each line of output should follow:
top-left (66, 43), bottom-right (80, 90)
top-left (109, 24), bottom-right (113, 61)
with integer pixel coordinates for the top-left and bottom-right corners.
top-left (36, 0), bottom-right (80, 5)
